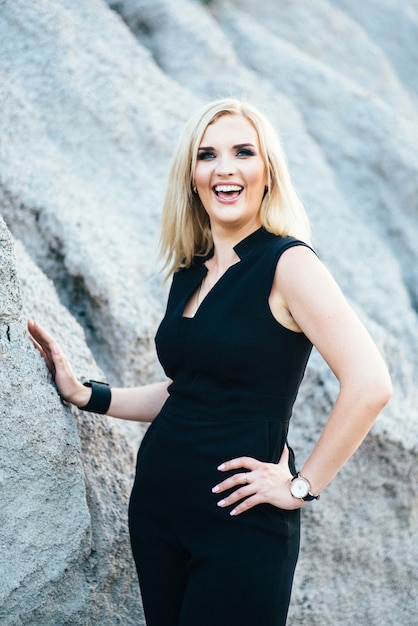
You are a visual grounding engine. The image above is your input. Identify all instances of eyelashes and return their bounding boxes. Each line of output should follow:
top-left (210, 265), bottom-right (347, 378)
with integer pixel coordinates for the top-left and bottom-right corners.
top-left (237, 148), bottom-right (256, 157)
top-left (197, 151), bottom-right (216, 161)
top-left (197, 148), bottom-right (256, 161)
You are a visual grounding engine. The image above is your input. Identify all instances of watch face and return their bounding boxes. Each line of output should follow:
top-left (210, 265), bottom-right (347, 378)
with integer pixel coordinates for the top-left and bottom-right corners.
top-left (290, 477), bottom-right (310, 499)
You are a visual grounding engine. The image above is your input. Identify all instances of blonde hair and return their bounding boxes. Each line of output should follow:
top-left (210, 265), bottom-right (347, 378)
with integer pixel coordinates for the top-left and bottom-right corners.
top-left (160, 98), bottom-right (311, 278)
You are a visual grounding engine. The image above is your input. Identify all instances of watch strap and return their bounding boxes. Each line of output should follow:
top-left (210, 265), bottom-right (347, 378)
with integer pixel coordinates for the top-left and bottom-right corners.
top-left (79, 380), bottom-right (111, 414)
top-left (291, 472), bottom-right (320, 501)
top-left (302, 492), bottom-right (319, 502)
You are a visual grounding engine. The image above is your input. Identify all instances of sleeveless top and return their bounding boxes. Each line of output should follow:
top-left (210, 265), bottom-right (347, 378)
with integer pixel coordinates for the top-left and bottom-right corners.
top-left (155, 227), bottom-right (313, 462)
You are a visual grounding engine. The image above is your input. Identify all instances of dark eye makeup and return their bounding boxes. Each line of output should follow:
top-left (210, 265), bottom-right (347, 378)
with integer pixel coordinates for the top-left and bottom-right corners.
top-left (197, 144), bottom-right (257, 160)
top-left (236, 148), bottom-right (256, 157)
top-left (197, 150), bottom-right (216, 161)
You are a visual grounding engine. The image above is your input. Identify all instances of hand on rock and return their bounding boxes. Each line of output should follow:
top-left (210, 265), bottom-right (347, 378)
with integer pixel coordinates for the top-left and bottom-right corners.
top-left (27, 319), bottom-right (90, 407)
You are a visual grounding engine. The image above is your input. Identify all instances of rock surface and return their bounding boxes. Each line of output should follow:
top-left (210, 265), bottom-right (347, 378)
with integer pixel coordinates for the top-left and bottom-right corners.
top-left (0, 0), bottom-right (417, 624)
top-left (0, 217), bottom-right (143, 625)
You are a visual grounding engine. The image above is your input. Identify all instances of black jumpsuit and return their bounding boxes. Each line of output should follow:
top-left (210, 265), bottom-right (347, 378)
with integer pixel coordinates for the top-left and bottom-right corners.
top-left (129, 228), bottom-right (313, 626)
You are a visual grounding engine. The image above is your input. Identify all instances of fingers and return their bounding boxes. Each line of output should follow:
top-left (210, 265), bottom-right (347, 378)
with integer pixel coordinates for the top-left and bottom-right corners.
top-left (212, 452), bottom-right (300, 515)
top-left (27, 320), bottom-right (84, 405)
top-left (212, 466), bottom-right (253, 493)
top-left (212, 456), bottom-right (259, 498)
top-left (213, 459), bottom-right (262, 516)
top-left (28, 322), bottom-right (54, 373)
top-left (27, 319), bottom-right (61, 374)
top-left (28, 319), bottom-right (58, 353)
top-left (29, 334), bottom-right (55, 374)
top-left (217, 456), bottom-right (259, 473)
top-left (213, 477), bottom-right (260, 516)
top-left (221, 493), bottom-right (262, 517)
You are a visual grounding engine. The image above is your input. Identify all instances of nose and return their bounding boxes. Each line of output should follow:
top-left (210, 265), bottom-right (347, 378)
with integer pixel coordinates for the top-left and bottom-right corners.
top-left (215, 153), bottom-right (236, 176)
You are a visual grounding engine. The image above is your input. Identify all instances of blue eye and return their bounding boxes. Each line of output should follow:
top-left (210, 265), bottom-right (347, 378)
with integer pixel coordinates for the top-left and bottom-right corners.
top-left (197, 151), bottom-right (215, 161)
top-left (237, 149), bottom-right (255, 157)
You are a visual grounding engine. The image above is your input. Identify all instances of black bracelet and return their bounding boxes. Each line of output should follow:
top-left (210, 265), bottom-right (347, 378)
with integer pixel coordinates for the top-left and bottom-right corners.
top-left (79, 380), bottom-right (112, 414)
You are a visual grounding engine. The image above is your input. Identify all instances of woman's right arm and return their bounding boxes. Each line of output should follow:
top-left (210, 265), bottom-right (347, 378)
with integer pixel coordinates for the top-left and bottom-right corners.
top-left (27, 319), bottom-right (170, 423)
top-left (104, 383), bottom-right (170, 422)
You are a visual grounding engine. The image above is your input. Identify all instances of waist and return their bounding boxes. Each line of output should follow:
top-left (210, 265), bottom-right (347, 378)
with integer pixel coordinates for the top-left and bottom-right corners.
top-left (163, 386), bottom-right (296, 423)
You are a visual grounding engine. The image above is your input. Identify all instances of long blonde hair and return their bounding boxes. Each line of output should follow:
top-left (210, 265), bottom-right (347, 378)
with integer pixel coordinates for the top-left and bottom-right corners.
top-left (160, 99), bottom-right (311, 278)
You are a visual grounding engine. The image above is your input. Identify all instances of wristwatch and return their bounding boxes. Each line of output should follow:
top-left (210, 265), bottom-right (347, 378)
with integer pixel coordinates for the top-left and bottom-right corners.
top-left (290, 473), bottom-right (320, 501)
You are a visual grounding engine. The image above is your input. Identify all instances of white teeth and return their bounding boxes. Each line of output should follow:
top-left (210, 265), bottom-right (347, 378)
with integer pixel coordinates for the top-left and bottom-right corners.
top-left (214, 185), bottom-right (243, 193)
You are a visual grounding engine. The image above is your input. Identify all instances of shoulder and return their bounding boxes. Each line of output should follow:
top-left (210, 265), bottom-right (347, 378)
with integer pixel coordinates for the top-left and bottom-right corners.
top-left (273, 244), bottom-right (349, 332)
top-left (272, 235), bottom-right (315, 255)
top-left (275, 240), bottom-right (318, 267)
top-left (274, 244), bottom-right (330, 293)
top-left (260, 231), bottom-right (315, 261)
top-left (272, 242), bottom-right (341, 311)
top-left (264, 235), bottom-right (317, 282)
top-left (281, 237), bottom-right (323, 265)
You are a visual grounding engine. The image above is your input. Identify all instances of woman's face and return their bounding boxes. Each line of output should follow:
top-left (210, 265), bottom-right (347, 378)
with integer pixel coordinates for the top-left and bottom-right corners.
top-left (194, 114), bottom-right (267, 233)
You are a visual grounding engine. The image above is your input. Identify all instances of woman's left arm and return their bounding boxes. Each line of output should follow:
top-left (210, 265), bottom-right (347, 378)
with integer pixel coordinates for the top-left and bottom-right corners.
top-left (213, 246), bottom-right (392, 513)
top-left (278, 246), bottom-right (392, 496)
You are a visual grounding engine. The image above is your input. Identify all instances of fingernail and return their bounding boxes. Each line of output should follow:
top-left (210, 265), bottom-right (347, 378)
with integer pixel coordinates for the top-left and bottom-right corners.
top-left (217, 499), bottom-right (226, 507)
top-left (230, 509), bottom-right (236, 516)
top-left (212, 485), bottom-right (219, 493)
top-left (217, 463), bottom-right (225, 470)
top-left (53, 344), bottom-right (60, 355)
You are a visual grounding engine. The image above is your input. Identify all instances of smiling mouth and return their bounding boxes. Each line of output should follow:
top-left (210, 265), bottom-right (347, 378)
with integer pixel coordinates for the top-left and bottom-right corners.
top-left (213, 184), bottom-right (243, 199)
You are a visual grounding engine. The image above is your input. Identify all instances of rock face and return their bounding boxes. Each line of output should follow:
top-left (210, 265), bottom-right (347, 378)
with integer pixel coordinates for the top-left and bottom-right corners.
top-left (0, 218), bottom-right (143, 625)
top-left (0, 1), bottom-right (417, 624)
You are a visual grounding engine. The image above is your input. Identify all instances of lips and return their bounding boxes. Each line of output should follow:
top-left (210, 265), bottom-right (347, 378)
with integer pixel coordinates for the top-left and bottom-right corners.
top-left (213, 184), bottom-right (243, 201)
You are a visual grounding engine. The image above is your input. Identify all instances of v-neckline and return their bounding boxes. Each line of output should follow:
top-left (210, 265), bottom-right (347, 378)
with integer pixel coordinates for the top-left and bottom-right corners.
top-left (181, 227), bottom-right (267, 319)
top-left (181, 260), bottom-right (240, 319)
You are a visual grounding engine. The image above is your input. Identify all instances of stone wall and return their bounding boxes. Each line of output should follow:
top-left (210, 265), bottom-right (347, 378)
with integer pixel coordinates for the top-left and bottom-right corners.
top-left (0, 1), bottom-right (417, 624)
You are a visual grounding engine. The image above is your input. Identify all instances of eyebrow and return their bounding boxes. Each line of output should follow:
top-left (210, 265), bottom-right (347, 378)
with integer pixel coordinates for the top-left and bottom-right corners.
top-left (198, 143), bottom-right (257, 151)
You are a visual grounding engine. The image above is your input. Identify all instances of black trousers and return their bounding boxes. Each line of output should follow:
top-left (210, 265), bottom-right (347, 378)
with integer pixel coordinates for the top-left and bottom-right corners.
top-left (129, 475), bottom-right (300, 626)
top-left (128, 412), bottom-right (300, 626)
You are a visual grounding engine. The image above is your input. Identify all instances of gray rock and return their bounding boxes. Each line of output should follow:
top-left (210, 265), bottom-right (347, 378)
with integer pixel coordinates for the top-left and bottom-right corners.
top-left (0, 0), bottom-right (196, 388)
top-left (332, 0), bottom-right (418, 99)
top-left (1, 0), bottom-right (417, 624)
top-left (0, 217), bottom-right (143, 625)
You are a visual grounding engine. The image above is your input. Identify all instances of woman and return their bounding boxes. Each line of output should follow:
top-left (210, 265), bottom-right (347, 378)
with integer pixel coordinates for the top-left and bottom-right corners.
top-left (28, 99), bottom-right (392, 626)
